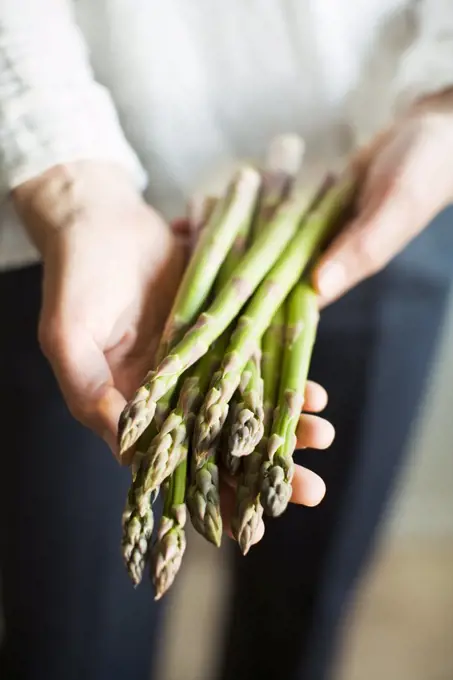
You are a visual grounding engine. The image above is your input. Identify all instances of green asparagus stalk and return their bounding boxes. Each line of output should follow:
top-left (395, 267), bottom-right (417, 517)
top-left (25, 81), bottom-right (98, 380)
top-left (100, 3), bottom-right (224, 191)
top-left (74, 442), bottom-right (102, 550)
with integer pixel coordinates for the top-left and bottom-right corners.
top-left (149, 185), bottom-right (253, 544)
top-left (233, 457), bottom-right (263, 555)
top-left (121, 504), bottom-right (155, 587)
top-left (232, 305), bottom-right (285, 554)
top-left (122, 350), bottom-right (218, 586)
top-left (261, 305), bottom-right (286, 424)
top-left (186, 458), bottom-right (222, 547)
top-left (220, 389), bottom-right (247, 475)
top-left (160, 166), bottom-right (260, 353)
top-left (151, 457), bottom-right (188, 600)
top-left (187, 194), bottom-right (218, 234)
top-left (254, 134), bottom-right (305, 233)
top-left (121, 386), bottom-right (174, 584)
top-left (226, 349), bottom-right (264, 458)
top-left (122, 378), bottom-right (189, 588)
top-left (147, 181), bottom-right (253, 478)
top-left (118, 166), bottom-right (261, 453)
top-left (184, 355), bottom-right (226, 545)
top-left (194, 172), bottom-right (355, 463)
top-left (121, 418), bottom-right (160, 586)
top-left (131, 348), bottom-right (219, 498)
top-left (121, 190), bottom-right (225, 574)
top-left (183, 194), bottom-right (219, 257)
top-left (223, 136), bottom-right (304, 474)
top-left (185, 192), bottom-right (258, 544)
top-left (260, 282), bottom-right (319, 517)
top-left (128, 380), bottom-right (173, 471)
top-left (189, 178), bottom-right (325, 462)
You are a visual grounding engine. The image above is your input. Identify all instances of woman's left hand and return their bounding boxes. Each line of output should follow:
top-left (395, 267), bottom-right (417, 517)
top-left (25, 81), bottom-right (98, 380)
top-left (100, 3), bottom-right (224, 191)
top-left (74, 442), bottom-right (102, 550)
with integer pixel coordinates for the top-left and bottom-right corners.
top-left (313, 91), bottom-right (453, 305)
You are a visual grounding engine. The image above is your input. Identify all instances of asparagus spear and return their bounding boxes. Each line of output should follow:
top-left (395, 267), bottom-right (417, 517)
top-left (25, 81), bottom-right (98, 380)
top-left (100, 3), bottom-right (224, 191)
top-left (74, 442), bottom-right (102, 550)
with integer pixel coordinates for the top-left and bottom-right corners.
top-left (186, 458), bottom-right (222, 547)
top-left (232, 304), bottom-right (285, 553)
top-left (226, 349), bottom-right (265, 458)
top-left (185, 357), bottom-right (226, 545)
top-left (194, 172), bottom-right (355, 463)
top-left (160, 166), bottom-right (260, 353)
top-left (151, 457), bottom-right (188, 600)
top-left (122, 344), bottom-right (189, 584)
top-left (260, 282), bottom-right (319, 517)
top-left (121, 387), bottom-right (175, 584)
top-left (223, 135), bottom-right (304, 470)
top-left (189, 178), bottom-right (324, 460)
top-left (122, 356), bottom-right (214, 587)
top-left (233, 457), bottom-right (263, 555)
top-left (126, 190), bottom-right (217, 471)
top-left (185, 194), bottom-right (218, 248)
top-left (121, 506), bottom-right (155, 587)
top-left (132, 347), bottom-right (219, 498)
top-left (118, 166), bottom-right (261, 453)
top-left (122, 191), bottom-right (218, 574)
top-left (220, 390), bottom-right (248, 475)
top-left (146, 181), bottom-right (252, 477)
top-left (254, 134), bottom-right (305, 233)
top-left (121, 419), bottom-right (160, 586)
top-left (149, 185), bottom-right (254, 543)
top-left (261, 305), bottom-right (286, 425)
top-left (121, 190), bottom-right (225, 573)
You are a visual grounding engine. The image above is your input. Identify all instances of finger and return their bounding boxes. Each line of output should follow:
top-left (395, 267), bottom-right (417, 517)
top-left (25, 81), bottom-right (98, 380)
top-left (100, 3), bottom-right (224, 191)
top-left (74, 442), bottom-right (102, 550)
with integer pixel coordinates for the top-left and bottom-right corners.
top-left (303, 381), bottom-right (328, 413)
top-left (312, 186), bottom-right (411, 306)
top-left (39, 320), bottom-right (124, 459)
top-left (296, 414), bottom-right (335, 450)
top-left (290, 466), bottom-right (326, 506)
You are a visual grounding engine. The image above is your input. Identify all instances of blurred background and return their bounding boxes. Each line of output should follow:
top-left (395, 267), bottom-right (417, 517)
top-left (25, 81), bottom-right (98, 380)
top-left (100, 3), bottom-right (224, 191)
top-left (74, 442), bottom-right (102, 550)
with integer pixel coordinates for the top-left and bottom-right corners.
top-left (153, 287), bottom-right (453, 680)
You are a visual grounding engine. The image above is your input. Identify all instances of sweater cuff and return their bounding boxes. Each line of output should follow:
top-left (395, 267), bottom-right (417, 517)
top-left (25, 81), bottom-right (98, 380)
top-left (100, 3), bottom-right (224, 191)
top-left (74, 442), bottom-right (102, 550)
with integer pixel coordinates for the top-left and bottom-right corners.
top-left (0, 83), bottom-right (147, 196)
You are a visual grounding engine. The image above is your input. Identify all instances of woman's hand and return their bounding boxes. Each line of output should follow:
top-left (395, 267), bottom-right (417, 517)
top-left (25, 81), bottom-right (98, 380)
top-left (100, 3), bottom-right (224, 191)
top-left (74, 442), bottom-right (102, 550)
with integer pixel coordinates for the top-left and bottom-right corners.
top-left (13, 161), bottom-right (186, 457)
top-left (313, 91), bottom-right (453, 305)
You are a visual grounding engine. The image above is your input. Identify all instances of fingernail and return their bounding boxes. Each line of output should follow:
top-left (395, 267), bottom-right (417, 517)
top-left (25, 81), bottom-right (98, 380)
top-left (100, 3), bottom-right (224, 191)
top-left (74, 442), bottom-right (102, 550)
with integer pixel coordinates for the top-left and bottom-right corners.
top-left (316, 261), bottom-right (345, 298)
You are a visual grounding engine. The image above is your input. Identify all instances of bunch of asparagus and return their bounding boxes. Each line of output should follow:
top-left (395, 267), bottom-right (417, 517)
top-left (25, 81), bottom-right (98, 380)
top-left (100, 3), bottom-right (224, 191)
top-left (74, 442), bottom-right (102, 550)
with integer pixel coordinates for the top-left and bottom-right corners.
top-left (119, 135), bottom-right (356, 599)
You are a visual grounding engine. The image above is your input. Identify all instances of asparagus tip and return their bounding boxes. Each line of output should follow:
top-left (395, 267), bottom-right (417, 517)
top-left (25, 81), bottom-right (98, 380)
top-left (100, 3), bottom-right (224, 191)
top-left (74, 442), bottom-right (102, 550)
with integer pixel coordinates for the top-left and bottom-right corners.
top-left (265, 134), bottom-right (305, 177)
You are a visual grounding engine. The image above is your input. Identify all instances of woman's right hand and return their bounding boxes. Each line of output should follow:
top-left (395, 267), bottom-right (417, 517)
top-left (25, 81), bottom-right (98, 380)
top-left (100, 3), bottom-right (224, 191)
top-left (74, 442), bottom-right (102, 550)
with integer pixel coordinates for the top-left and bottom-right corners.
top-left (13, 161), bottom-right (187, 458)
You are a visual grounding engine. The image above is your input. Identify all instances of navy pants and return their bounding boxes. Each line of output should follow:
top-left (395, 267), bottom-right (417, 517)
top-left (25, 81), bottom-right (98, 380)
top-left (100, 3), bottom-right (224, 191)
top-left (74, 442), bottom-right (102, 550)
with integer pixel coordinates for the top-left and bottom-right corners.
top-left (1, 210), bottom-right (452, 680)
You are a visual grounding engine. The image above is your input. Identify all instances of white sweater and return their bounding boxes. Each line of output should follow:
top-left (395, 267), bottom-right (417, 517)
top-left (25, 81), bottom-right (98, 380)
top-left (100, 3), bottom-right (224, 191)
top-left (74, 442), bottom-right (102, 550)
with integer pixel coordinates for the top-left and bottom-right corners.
top-left (1, 0), bottom-right (453, 270)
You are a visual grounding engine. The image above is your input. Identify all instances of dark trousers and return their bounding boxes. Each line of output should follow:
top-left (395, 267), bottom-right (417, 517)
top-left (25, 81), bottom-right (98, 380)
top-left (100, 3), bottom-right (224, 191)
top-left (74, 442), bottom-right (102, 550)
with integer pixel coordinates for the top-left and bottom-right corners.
top-left (0, 266), bottom-right (162, 680)
top-left (1, 211), bottom-right (452, 680)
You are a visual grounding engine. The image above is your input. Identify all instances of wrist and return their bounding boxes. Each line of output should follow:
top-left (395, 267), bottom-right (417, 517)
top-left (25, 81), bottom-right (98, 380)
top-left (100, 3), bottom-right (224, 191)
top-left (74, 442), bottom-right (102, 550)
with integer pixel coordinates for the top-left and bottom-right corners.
top-left (12, 161), bottom-right (145, 255)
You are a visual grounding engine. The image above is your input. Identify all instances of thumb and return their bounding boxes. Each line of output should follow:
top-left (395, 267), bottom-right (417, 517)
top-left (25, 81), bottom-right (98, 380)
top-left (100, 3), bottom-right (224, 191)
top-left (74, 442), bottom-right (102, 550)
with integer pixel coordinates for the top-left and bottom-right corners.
top-left (39, 318), bottom-right (125, 459)
top-left (312, 187), bottom-right (415, 305)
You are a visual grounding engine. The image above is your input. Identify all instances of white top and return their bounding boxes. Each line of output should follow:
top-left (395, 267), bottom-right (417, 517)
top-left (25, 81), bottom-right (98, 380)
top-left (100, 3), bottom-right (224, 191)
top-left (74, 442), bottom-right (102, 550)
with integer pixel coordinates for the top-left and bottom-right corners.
top-left (1, 0), bottom-right (453, 270)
